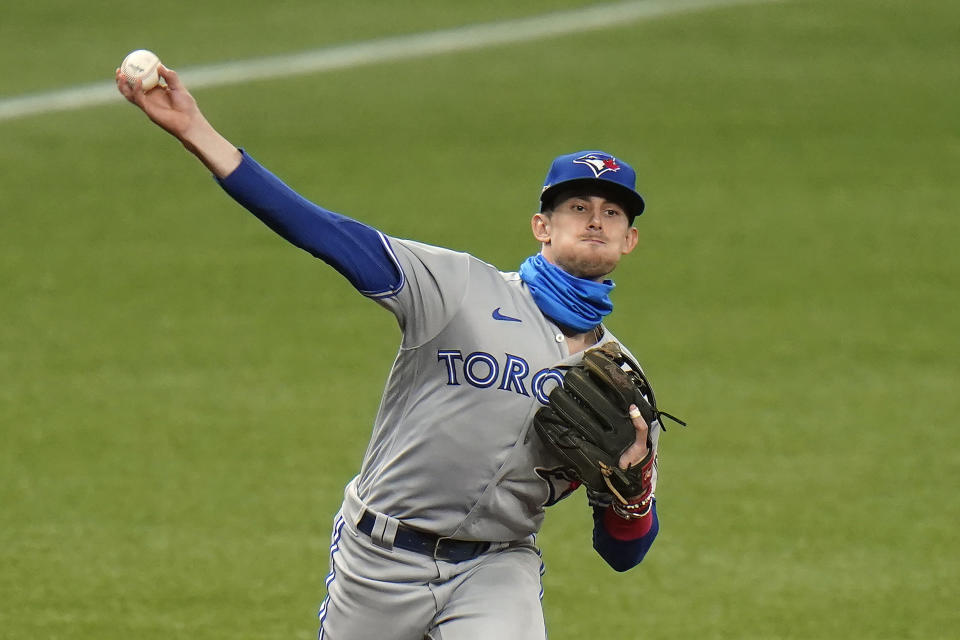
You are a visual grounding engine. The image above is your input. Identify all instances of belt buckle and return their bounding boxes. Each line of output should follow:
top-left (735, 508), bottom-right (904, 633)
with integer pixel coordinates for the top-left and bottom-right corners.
top-left (433, 537), bottom-right (488, 563)
top-left (434, 536), bottom-right (474, 563)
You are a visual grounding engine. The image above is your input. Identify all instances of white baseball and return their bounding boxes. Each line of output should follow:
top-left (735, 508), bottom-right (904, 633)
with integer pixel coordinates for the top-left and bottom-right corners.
top-left (120, 49), bottom-right (161, 91)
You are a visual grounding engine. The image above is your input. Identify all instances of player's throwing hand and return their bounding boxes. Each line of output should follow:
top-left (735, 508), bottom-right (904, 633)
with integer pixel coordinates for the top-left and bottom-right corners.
top-left (115, 61), bottom-right (241, 178)
top-left (115, 65), bottom-right (199, 139)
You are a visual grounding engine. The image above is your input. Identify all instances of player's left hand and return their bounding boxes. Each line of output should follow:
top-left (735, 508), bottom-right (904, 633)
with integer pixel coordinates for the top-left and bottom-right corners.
top-left (618, 404), bottom-right (650, 471)
top-left (533, 342), bottom-right (684, 508)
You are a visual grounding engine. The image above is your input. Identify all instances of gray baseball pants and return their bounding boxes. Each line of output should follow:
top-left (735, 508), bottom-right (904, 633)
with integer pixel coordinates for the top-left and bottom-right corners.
top-left (318, 482), bottom-right (546, 640)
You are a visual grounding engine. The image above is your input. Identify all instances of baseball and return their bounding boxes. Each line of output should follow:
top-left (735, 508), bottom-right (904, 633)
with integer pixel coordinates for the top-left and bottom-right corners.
top-left (120, 49), bottom-right (161, 91)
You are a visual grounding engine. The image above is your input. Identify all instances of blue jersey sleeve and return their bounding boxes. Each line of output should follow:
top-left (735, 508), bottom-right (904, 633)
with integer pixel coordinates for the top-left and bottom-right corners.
top-left (591, 501), bottom-right (660, 572)
top-left (216, 151), bottom-right (403, 298)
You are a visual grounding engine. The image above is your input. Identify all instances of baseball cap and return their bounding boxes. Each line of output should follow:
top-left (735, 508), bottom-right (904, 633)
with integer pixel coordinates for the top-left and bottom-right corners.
top-left (539, 150), bottom-right (645, 220)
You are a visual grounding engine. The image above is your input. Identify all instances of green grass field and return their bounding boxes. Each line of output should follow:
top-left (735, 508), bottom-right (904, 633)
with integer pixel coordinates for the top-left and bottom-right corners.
top-left (2, 1), bottom-right (958, 638)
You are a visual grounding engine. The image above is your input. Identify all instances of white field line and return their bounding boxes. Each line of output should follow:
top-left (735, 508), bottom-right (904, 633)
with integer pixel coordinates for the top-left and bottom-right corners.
top-left (0, 0), bottom-right (775, 122)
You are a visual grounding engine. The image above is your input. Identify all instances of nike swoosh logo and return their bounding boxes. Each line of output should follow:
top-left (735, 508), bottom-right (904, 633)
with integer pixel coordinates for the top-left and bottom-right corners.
top-left (492, 307), bottom-right (522, 322)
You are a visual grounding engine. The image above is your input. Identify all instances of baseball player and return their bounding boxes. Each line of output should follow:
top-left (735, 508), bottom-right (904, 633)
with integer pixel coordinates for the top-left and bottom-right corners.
top-left (117, 65), bottom-right (667, 640)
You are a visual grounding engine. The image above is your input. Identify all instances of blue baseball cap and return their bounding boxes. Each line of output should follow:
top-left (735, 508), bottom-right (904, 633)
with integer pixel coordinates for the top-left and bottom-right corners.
top-left (539, 150), bottom-right (645, 220)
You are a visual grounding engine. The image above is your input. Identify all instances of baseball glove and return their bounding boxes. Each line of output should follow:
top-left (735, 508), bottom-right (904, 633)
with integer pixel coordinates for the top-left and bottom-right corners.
top-left (533, 342), bottom-right (685, 516)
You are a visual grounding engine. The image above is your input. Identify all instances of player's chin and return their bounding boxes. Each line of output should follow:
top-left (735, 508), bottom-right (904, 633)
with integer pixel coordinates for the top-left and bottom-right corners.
top-left (563, 253), bottom-right (619, 280)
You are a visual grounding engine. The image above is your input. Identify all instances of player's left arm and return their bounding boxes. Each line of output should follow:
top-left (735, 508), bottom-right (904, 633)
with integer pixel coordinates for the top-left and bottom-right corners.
top-left (591, 500), bottom-right (659, 572)
top-left (592, 403), bottom-right (660, 571)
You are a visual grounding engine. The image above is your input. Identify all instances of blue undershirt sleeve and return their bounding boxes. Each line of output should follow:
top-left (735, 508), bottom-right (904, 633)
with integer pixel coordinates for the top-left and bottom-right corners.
top-left (215, 151), bottom-right (403, 297)
top-left (591, 501), bottom-right (660, 572)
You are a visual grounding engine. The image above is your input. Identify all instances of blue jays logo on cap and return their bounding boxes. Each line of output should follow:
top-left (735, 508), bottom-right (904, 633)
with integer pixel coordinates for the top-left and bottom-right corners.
top-left (539, 149), bottom-right (646, 219)
top-left (573, 153), bottom-right (622, 178)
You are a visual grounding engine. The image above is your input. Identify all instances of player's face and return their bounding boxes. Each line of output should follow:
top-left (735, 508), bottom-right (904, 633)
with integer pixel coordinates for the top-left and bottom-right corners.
top-left (531, 192), bottom-right (638, 280)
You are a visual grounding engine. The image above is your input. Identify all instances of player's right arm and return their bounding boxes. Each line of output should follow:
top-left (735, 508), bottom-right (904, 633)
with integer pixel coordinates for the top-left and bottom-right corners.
top-left (217, 153), bottom-right (405, 297)
top-left (116, 64), bottom-right (241, 178)
top-left (116, 63), bottom-right (405, 296)
top-left (117, 64), bottom-right (467, 335)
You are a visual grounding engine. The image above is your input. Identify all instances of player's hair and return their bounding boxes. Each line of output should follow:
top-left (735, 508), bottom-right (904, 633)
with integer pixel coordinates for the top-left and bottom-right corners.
top-left (541, 185), bottom-right (633, 220)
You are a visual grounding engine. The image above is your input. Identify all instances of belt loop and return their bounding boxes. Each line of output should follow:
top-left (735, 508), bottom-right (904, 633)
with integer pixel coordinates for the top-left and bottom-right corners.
top-left (368, 512), bottom-right (400, 550)
top-left (382, 517), bottom-right (399, 548)
top-left (370, 513), bottom-right (393, 549)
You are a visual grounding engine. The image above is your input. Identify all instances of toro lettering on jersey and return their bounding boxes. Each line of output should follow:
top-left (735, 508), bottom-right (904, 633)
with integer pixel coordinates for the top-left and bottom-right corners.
top-left (437, 349), bottom-right (563, 405)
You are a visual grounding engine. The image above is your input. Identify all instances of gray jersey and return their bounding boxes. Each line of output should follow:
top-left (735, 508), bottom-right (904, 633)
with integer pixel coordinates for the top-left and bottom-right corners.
top-left (354, 236), bottom-right (661, 542)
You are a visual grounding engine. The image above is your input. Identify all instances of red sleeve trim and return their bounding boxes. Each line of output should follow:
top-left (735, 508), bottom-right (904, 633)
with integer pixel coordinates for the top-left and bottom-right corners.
top-left (602, 505), bottom-right (654, 541)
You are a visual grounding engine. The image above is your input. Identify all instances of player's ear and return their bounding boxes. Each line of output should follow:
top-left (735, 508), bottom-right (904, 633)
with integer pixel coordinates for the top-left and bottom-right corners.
top-left (531, 213), bottom-right (551, 243)
top-left (621, 226), bottom-right (639, 255)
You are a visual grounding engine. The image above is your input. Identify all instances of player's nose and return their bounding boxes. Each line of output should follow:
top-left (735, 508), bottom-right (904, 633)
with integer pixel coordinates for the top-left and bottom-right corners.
top-left (586, 207), bottom-right (604, 229)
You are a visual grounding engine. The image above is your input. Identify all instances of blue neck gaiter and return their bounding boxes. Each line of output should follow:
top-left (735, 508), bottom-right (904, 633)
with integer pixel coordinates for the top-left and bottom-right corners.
top-left (519, 253), bottom-right (614, 333)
